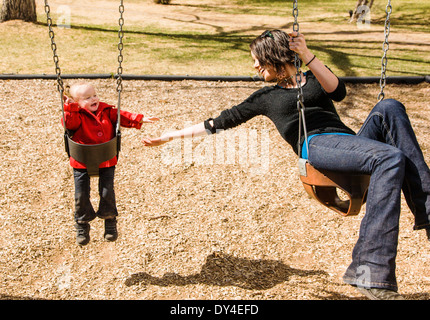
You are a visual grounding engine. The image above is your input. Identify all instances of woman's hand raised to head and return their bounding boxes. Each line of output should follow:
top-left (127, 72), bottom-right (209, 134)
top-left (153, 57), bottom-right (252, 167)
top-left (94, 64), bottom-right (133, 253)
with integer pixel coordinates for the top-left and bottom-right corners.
top-left (287, 32), bottom-right (313, 65)
top-left (287, 31), bottom-right (338, 92)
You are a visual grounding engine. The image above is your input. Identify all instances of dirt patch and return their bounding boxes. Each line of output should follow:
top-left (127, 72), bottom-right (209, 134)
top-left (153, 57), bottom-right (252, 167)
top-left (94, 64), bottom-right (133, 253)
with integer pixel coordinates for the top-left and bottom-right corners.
top-left (36, 0), bottom-right (291, 33)
top-left (0, 79), bottom-right (429, 300)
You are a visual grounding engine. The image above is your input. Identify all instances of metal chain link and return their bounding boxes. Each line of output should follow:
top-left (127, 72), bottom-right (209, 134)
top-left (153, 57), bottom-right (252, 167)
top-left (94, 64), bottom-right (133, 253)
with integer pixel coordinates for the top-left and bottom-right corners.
top-left (292, 0), bottom-right (303, 105)
top-left (116, 0), bottom-right (125, 93)
top-left (292, 0), bottom-right (308, 158)
top-left (44, 0), bottom-right (69, 138)
top-left (116, 0), bottom-right (125, 134)
top-left (44, 1), bottom-right (64, 96)
top-left (292, 0), bottom-right (299, 34)
top-left (378, 0), bottom-right (392, 102)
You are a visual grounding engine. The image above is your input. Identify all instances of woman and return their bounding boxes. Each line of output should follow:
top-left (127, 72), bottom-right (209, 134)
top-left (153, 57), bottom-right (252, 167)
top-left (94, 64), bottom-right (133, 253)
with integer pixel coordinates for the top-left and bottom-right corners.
top-left (142, 30), bottom-right (430, 300)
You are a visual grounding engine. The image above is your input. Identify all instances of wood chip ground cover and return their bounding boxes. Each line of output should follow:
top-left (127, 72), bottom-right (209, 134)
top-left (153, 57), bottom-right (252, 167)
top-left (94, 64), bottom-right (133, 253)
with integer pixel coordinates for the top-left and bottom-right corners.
top-left (0, 79), bottom-right (429, 300)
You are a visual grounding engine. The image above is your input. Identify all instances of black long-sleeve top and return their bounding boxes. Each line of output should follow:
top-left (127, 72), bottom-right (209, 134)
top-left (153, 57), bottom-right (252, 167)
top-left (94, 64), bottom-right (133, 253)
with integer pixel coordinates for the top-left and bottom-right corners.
top-left (204, 70), bottom-right (356, 155)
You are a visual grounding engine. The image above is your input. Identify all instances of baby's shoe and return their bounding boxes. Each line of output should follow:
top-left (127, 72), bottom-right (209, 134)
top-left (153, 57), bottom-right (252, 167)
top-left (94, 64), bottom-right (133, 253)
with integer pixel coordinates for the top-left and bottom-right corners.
top-left (104, 218), bottom-right (118, 242)
top-left (75, 222), bottom-right (90, 246)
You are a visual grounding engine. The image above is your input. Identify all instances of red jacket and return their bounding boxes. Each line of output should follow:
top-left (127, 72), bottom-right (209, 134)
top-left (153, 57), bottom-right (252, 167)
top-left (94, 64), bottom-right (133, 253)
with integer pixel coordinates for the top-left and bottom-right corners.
top-left (62, 101), bottom-right (143, 169)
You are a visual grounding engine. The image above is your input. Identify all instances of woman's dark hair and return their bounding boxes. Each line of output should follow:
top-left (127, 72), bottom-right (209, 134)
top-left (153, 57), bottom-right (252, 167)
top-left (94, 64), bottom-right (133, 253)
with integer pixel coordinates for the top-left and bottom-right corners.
top-left (250, 30), bottom-right (300, 79)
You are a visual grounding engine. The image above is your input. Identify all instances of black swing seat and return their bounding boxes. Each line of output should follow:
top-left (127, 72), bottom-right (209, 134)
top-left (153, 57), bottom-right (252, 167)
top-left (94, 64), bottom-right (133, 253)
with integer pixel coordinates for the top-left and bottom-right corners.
top-left (65, 132), bottom-right (121, 176)
top-left (298, 158), bottom-right (370, 216)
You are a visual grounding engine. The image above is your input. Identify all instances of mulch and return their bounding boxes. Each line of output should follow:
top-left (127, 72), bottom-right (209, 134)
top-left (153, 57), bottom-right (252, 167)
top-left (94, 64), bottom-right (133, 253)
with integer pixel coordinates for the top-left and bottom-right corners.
top-left (0, 79), bottom-right (429, 300)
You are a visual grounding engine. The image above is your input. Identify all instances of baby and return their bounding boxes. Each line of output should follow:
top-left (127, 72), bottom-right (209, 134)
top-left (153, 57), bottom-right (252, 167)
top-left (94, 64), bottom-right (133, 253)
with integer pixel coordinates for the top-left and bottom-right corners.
top-left (63, 82), bottom-right (158, 245)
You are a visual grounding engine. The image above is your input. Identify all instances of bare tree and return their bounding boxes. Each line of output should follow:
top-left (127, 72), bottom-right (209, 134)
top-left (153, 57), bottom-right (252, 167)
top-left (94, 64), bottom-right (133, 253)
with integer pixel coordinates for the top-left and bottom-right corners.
top-left (349, 0), bottom-right (375, 22)
top-left (1, 0), bottom-right (36, 23)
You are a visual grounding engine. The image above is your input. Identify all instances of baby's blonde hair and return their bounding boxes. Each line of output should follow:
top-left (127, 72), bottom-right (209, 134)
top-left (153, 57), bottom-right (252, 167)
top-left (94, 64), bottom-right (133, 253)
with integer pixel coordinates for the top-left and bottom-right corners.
top-left (63, 81), bottom-right (94, 101)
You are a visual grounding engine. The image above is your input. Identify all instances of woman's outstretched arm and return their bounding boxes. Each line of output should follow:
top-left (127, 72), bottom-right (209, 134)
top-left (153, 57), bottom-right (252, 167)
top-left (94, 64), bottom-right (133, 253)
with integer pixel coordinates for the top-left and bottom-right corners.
top-left (142, 120), bottom-right (213, 147)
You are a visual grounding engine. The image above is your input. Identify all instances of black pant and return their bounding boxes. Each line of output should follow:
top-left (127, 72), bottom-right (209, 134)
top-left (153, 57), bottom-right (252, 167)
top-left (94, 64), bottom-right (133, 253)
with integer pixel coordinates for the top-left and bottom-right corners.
top-left (73, 166), bottom-right (118, 224)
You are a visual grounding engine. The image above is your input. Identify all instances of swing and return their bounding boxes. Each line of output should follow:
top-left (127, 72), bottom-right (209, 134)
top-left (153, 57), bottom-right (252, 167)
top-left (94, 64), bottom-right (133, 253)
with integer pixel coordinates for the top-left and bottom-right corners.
top-left (293, 0), bottom-right (392, 216)
top-left (44, 0), bottom-right (125, 176)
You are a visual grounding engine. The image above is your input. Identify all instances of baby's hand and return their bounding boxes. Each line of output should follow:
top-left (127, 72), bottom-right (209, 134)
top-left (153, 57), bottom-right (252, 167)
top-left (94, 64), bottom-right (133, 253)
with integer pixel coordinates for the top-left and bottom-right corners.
top-left (63, 95), bottom-right (73, 104)
top-left (140, 116), bottom-right (160, 124)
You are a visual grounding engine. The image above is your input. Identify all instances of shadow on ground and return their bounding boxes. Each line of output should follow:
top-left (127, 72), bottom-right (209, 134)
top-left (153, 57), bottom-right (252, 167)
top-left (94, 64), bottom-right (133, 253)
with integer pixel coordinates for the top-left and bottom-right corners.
top-left (125, 251), bottom-right (327, 291)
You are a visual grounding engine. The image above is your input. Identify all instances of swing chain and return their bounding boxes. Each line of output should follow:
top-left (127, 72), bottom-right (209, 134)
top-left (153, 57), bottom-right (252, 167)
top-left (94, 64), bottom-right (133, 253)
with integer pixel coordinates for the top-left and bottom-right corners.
top-left (292, 0), bottom-right (304, 108)
top-left (44, 0), bottom-right (70, 141)
top-left (115, 0), bottom-right (125, 135)
top-left (292, 0), bottom-right (299, 34)
top-left (44, 1), bottom-right (64, 96)
top-left (292, 0), bottom-right (308, 158)
top-left (116, 0), bottom-right (125, 94)
top-left (378, 0), bottom-right (392, 102)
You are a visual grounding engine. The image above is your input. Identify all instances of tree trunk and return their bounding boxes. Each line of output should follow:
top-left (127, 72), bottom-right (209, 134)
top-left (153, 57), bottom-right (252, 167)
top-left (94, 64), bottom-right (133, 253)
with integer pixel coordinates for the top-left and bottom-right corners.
top-left (1, 0), bottom-right (37, 23)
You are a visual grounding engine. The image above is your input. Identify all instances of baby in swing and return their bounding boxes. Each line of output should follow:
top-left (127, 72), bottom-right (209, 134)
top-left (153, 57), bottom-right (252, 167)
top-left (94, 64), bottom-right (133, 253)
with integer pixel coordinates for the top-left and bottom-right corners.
top-left (62, 82), bottom-right (159, 245)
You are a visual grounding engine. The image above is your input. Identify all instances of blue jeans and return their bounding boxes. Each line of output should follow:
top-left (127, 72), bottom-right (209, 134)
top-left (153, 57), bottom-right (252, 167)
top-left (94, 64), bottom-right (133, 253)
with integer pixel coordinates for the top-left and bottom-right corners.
top-left (307, 99), bottom-right (430, 291)
top-left (73, 166), bottom-right (118, 224)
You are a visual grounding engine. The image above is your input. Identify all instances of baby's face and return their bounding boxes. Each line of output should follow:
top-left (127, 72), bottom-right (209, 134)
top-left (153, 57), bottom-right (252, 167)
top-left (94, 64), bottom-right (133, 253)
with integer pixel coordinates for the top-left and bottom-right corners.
top-left (73, 85), bottom-right (100, 112)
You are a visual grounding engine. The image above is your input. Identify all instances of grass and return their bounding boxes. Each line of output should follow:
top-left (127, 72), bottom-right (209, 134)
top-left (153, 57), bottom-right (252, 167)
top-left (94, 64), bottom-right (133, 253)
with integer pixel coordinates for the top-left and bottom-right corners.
top-left (0, 0), bottom-right (429, 77)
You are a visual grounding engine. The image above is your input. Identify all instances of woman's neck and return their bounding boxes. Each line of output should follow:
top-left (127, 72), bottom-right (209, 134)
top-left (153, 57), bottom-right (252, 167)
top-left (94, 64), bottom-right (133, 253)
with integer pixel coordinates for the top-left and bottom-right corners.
top-left (277, 63), bottom-right (304, 88)
top-left (277, 71), bottom-right (305, 89)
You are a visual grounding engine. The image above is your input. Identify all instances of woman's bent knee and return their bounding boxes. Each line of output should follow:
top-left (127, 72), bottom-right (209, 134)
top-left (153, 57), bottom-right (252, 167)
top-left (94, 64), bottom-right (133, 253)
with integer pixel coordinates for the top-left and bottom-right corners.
top-left (375, 98), bottom-right (406, 114)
